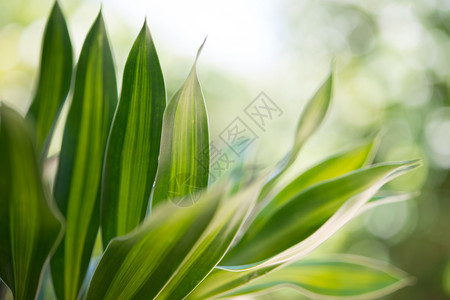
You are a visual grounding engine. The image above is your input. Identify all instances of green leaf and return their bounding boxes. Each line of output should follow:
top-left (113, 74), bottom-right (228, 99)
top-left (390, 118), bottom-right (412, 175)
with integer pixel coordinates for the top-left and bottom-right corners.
top-left (230, 141), bottom-right (375, 269)
top-left (101, 21), bottom-right (165, 246)
top-left (358, 191), bottom-right (416, 215)
top-left (0, 105), bottom-right (64, 300)
top-left (221, 160), bottom-right (421, 267)
top-left (269, 139), bottom-right (377, 209)
top-left (218, 255), bottom-right (412, 299)
top-left (152, 39), bottom-right (209, 208)
top-left (289, 70), bottom-right (334, 166)
top-left (50, 12), bottom-right (118, 300)
top-left (85, 178), bottom-right (264, 300)
top-left (258, 68), bottom-right (333, 203)
top-left (187, 263), bottom-right (279, 299)
top-left (26, 2), bottom-right (73, 155)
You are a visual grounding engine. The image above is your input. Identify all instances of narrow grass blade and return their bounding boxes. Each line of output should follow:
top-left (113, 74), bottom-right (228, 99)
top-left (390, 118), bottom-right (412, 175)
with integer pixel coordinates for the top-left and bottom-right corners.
top-left (26, 2), bottom-right (72, 155)
top-left (0, 105), bottom-right (63, 300)
top-left (152, 39), bottom-right (209, 208)
top-left (221, 160), bottom-right (421, 267)
top-left (218, 255), bottom-right (412, 299)
top-left (50, 12), bottom-right (118, 300)
top-left (85, 178), bottom-right (264, 300)
top-left (101, 21), bottom-right (165, 246)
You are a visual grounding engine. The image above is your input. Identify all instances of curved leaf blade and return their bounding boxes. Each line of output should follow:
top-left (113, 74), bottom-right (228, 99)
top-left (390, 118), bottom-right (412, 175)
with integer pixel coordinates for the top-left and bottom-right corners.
top-left (219, 255), bottom-right (412, 299)
top-left (258, 68), bottom-right (333, 202)
top-left (290, 70), bottom-right (334, 164)
top-left (0, 105), bottom-right (63, 300)
top-left (155, 180), bottom-right (261, 300)
top-left (222, 160), bottom-right (421, 267)
top-left (50, 12), bottom-right (118, 300)
top-left (101, 21), bottom-right (165, 246)
top-left (358, 191), bottom-right (416, 215)
top-left (26, 2), bottom-right (73, 155)
top-left (85, 178), bottom-right (264, 300)
top-left (187, 263), bottom-right (279, 299)
top-left (152, 40), bottom-right (209, 208)
top-left (190, 142), bottom-right (377, 298)
top-left (268, 139), bottom-right (377, 210)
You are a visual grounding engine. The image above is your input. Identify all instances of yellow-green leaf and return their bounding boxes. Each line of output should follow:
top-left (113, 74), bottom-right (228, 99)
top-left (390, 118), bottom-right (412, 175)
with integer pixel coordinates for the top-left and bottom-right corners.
top-left (258, 68), bottom-right (333, 203)
top-left (190, 193), bottom-right (413, 299)
top-left (50, 12), bottom-right (118, 300)
top-left (0, 105), bottom-right (64, 300)
top-left (85, 178), bottom-right (264, 300)
top-left (101, 21), bottom-right (165, 246)
top-left (358, 191), bottom-right (416, 215)
top-left (219, 255), bottom-right (412, 299)
top-left (187, 263), bottom-right (278, 299)
top-left (266, 139), bottom-right (377, 212)
top-left (26, 2), bottom-right (73, 155)
top-left (222, 160), bottom-right (421, 267)
top-left (152, 40), bottom-right (209, 208)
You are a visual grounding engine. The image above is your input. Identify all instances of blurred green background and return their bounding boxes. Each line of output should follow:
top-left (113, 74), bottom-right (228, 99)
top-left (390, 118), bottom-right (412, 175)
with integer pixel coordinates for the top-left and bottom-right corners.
top-left (1, 0), bottom-right (449, 299)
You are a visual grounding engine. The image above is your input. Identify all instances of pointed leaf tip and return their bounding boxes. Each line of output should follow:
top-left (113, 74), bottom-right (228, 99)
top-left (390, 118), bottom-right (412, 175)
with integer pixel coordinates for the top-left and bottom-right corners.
top-left (100, 14), bottom-right (165, 245)
top-left (140, 19), bottom-right (149, 35)
top-left (152, 37), bottom-right (210, 208)
top-left (96, 6), bottom-right (104, 21)
top-left (404, 158), bottom-right (423, 170)
top-left (256, 67), bottom-right (334, 203)
top-left (329, 58), bottom-right (336, 72)
top-left (50, 9), bottom-right (117, 299)
top-left (194, 36), bottom-right (207, 63)
top-left (26, 0), bottom-right (73, 155)
top-left (52, 1), bottom-right (61, 13)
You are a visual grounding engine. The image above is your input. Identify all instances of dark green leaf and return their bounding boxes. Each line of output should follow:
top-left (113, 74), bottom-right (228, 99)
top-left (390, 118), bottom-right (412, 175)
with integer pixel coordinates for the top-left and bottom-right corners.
top-left (101, 21), bottom-right (165, 246)
top-left (0, 105), bottom-right (63, 300)
top-left (50, 12), bottom-right (118, 300)
top-left (26, 2), bottom-right (73, 155)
